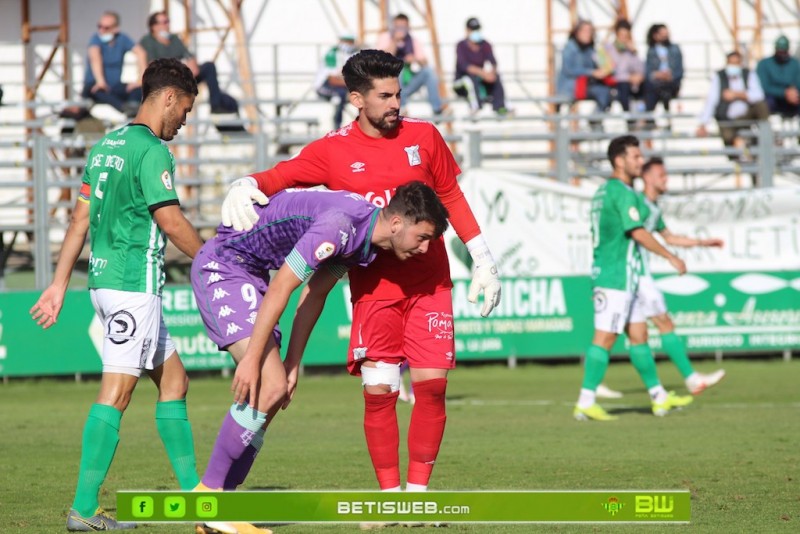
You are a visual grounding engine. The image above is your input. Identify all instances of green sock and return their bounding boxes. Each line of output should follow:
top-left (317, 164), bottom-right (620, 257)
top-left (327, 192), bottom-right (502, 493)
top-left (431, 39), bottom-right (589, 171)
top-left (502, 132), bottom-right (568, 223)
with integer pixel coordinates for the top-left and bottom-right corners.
top-left (661, 332), bottom-right (694, 379)
top-left (581, 344), bottom-right (610, 390)
top-left (156, 399), bottom-right (200, 489)
top-left (72, 403), bottom-right (122, 518)
top-left (629, 343), bottom-right (660, 389)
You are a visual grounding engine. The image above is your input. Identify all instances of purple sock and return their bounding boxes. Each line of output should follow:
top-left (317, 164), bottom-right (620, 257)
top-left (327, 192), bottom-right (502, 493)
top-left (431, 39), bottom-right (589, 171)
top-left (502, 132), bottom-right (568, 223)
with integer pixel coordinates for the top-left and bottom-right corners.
top-left (202, 412), bottom-right (255, 489)
top-left (223, 444), bottom-right (258, 490)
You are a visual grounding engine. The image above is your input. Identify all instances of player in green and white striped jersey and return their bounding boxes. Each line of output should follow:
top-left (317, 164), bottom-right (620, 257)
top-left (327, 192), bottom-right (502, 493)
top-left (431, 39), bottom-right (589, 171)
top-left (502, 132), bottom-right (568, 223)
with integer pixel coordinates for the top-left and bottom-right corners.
top-left (630, 157), bottom-right (726, 394)
top-left (31, 58), bottom-right (203, 531)
top-left (575, 136), bottom-right (693, 422)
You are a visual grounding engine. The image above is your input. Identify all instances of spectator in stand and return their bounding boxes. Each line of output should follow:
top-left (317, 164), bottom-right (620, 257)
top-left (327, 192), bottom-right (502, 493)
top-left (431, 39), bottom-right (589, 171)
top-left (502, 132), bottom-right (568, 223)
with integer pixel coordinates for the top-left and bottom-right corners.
top-left (82, 11), bottom-right (146, 117)
top-left (757, 35), bottom-right (800, 118)
top-left (453, 17), bottom-right (509, 116)
top-left (605, 19), bottom-right (645, 129)
top-left (314, 32), bottom-right (359, 130)
top-left (140, 11), bottom-right (239, 114)
top-left (698, 51), bottom-right (769, 160)
top-left (556, 19), bottom-right (612, 129)
top-left (642, 23), bottom-right (683, 128)
top-left (376, 13), bottom-right (449, 117)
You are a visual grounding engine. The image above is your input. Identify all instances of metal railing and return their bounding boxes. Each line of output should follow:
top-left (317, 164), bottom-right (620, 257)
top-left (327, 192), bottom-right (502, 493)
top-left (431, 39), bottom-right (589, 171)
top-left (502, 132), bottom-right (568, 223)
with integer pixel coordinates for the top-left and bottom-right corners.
top-left (3, 112), bottom-right (800, 289)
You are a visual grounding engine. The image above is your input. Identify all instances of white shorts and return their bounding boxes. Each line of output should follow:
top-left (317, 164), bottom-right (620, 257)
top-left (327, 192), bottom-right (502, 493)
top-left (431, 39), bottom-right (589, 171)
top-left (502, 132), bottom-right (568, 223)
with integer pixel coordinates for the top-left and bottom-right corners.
top-left (630, 275), bottom-right (668, 323)
top-left (593, 287), bottom-right (635, 334)
top-left (90, 288), bottom-right (176, 377)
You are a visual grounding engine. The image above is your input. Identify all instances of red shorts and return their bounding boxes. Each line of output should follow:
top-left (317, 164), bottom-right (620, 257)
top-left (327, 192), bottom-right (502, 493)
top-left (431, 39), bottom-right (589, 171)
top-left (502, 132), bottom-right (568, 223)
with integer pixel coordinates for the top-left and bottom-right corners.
top-left (347, 289), bottom-right (456, 376)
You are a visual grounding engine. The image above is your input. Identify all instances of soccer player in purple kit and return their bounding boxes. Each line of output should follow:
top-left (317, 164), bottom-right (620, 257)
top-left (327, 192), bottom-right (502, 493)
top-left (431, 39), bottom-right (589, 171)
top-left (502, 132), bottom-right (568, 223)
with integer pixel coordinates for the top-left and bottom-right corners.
top-left (190, 182), bottom-right (448, 530)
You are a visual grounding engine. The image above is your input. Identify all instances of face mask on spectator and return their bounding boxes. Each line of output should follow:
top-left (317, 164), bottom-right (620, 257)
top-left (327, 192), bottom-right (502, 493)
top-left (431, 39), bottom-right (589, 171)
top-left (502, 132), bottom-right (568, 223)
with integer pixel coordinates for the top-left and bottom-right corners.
top-left (392, 26), bottom-right (408, 38)
top-left (98, 33), bottom-right (114, 43)
top-left (158, 30), bottom-right (170, 40)
top-left (469, 31), bottom-right (483, 43)
top-left (776, 51), bottom-right (790, 64)
top-left (339, 43), bottom-right (356, 54)
top-left (725, 65), bottom-right (742, 77)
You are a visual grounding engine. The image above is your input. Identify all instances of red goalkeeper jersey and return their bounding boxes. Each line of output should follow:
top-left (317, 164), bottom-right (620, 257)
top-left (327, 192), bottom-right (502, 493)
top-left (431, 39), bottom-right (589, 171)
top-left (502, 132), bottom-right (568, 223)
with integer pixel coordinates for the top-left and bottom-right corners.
top-left (252, 117), bottom-right (481, 302)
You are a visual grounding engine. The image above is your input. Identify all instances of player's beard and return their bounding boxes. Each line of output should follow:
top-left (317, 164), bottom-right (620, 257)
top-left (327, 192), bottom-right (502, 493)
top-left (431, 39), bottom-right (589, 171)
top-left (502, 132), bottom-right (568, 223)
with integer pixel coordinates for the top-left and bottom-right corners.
top-left (367, 110), bottom-right (400, 133)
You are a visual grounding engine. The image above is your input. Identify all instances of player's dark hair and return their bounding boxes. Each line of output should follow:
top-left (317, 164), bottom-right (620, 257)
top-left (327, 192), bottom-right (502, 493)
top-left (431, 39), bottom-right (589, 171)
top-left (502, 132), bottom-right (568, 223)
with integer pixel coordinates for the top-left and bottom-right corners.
top-left (386, 181), bottom-right (449, 238)
top-left (393, 13), bottom-right (410, 23)
top-left (642, 156), bottom-right (665, 175)
top-left (141, 57), bottom-right (198, 101)
top-left (726, 50), bottom-right (742, 61)
top-left (342, 49), bottom-right (403, 94)
top-left (607, 135), bottom-right (640, 168)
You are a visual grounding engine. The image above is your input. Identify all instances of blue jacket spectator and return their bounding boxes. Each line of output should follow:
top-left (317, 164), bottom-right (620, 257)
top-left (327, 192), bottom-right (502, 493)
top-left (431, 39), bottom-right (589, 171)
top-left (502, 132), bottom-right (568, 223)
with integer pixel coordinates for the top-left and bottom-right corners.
top-left (556, 20), bottom-right (612, 116)
top-left (81, 11), bottom-right (145, 116)
top-left (643, 23), bottom-right (683, 124)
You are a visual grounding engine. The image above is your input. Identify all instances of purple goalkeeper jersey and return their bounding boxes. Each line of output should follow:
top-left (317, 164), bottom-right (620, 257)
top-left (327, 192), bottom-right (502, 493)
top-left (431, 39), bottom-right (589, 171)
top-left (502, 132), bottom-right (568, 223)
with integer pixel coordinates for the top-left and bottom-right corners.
top-left (209, 189), bottom-right (379, 280)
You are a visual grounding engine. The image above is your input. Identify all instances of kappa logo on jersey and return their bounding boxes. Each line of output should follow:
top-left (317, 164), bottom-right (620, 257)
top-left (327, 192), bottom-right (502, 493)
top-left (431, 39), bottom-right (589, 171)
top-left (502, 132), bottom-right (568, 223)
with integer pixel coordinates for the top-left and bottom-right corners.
top-left (225, 322), bottom-right (242, 336)
top-left (315, 242), bottom-right (336, 261)
top-left (239, 429), bottom-right (256, 446)
top-left (203, 260), bottom-right (220, 270)
top-left (212, 287), bottom-right (230, 301)
top-left (161, 170), bottom-right (173, 190)
top-left (404, 145), bottom-right (421, 166)
top-left (339, 230), bottom-right (349, 247)
top-left (107, 311), bottom-right (136, 345)
top-left (218, 305), bottom-right (236, 318)
top-left (247, 311), bottom-right (258, 325)
top-left (628, 206), bottom-right (640, 222)
top-left (350, 162), bottom-right (366, 173)
top-left (207, 272), bottom-right (225, 285)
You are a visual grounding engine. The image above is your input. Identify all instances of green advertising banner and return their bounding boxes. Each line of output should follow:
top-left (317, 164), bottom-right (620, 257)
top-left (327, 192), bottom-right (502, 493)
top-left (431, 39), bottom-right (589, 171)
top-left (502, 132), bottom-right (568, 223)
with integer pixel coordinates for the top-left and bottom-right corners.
top-left (1, 270), bottom-right (796, 377)
top-left (117, 490), bottom-right (690, 523)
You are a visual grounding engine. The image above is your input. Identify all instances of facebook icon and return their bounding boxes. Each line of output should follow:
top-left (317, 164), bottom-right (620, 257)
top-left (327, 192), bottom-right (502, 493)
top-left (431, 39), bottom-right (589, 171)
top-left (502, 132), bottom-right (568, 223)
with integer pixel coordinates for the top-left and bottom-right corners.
top-left (132, 496), bottom-right (154, 518)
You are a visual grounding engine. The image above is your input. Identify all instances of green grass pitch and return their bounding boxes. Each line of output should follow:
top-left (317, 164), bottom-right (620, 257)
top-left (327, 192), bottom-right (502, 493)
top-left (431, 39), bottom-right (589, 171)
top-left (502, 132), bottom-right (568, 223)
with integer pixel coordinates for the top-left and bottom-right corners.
top-left (1, 359), bottom-right (797, 533)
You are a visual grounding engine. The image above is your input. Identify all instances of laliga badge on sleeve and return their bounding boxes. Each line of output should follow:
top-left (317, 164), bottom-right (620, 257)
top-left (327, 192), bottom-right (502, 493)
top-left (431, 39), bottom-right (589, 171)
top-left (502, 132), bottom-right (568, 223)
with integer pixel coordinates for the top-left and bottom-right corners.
top-left (315, 242), bottom-right (336, 261)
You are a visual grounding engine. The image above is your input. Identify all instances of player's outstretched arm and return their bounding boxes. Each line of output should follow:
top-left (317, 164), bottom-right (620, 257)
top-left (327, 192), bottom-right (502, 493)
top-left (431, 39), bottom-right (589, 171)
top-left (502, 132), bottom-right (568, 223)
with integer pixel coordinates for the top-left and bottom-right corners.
top-left (220, 176), bottom-right (269, 232)
top-left (152, 204), bottom-right (204, 259)
top-left (29, 199), bottom-right (90, 329)
top-left (465, 235), bottom-right (502, 317)
top-left (631, 227), bottom-right (687, 275)
top-left (281, 268), bottom-right (339, 410)
top-left (232, 263), bottom-right (303, 407)
top-left (660, 229), bottom-right (724, 248)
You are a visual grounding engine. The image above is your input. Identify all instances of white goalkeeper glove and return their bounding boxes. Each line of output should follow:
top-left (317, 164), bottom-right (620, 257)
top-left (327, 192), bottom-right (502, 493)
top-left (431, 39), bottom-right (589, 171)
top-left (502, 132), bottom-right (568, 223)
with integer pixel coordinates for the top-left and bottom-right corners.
top-left (465, 235), bottom-right (501, 317)
top-left (220, 176), bottom-right (269, 231)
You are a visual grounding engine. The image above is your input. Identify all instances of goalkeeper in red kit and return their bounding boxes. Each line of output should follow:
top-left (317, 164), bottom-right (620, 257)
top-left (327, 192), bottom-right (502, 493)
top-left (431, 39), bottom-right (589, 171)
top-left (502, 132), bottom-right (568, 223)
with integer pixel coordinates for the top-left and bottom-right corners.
top-left (219, 49), bottom-right (501, 493)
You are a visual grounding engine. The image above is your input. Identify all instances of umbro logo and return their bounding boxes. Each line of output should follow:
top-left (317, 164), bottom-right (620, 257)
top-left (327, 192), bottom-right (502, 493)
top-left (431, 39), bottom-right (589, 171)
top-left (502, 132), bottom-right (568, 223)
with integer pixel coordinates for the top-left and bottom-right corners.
top-left (350, 162), bottom-right (365, 173)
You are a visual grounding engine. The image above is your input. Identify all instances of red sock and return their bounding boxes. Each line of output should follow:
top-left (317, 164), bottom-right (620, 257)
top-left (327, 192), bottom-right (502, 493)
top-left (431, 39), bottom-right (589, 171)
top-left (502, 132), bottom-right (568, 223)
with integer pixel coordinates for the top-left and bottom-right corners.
top-left (363, 390), bottom-right (400, 490)
top-left (407, 378), bottom-right (447, 486)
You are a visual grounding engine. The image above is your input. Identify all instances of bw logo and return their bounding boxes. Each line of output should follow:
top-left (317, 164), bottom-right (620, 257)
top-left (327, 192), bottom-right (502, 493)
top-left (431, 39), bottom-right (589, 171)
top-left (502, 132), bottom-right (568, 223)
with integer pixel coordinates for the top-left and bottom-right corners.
top-left (635, 495), bottom-right (674, 513)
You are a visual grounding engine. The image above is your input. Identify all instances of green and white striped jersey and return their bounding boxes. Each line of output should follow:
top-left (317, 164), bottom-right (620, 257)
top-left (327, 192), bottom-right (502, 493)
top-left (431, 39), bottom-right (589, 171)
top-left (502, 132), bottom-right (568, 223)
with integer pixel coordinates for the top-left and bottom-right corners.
top-left (637, 192), bottom-right (667, 275)
top-left (80, 124), bottom-right (180, 295)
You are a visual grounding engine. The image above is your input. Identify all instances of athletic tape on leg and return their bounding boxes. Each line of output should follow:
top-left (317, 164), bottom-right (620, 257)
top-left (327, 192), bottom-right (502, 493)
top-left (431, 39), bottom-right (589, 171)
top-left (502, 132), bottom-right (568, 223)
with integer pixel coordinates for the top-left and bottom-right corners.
top-left (361, 361), bottom-right (401, 392)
